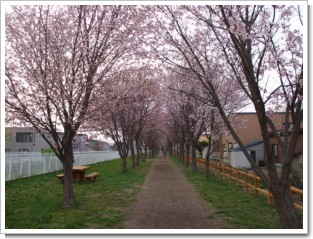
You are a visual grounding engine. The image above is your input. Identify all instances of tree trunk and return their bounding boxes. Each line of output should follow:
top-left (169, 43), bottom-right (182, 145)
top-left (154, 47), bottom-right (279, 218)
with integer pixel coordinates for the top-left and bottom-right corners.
top-left (179, 140), bottom-right (185, 164)
top-left (130, 139), bottom-right (136, 168)
top-left (271, 184), bottom-right (302, 228)
top-left (122, 157), bottom-right (127, 173)
top-left (168, 142), bottom-right (173, 156)
top-left (148, 148), bottom-right (151, 158)
top-left (62, 144), bottom-right (74, 208)
top-left (139, 145), bottom-right (144, 162)
top-left (205, 155), bottom-right (211, 178)
top-left (185, 141), bottom-right (190, 168)
top-left (191, 141), bottom-right (198, 172)
top-left (143, 147), bottom-right (148, 161)
top-left (205, 136), bottom-right (212, 178)
top-left (140, 146), bottom-right (145, 162)
top-left (116, 141), bottom-right (129, 173)
top-left (135, 138), bottom-right (141, 166)
top-left (151, 147), bottom-right (155, 158)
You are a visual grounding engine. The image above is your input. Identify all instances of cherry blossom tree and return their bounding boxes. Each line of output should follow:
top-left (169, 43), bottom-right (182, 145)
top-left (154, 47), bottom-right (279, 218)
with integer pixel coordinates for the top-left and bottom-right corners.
top-left (127, 67), bottom-right (161, 166)
top-left (202, 108), bottom-right (226, 178)
top-left (87, 65), bottom-right (161, 172)
top-left (140, 112), bottom-right (168, 160)
top-left (164, 68), bottom-right (237, 177)
top-left (188, 5), bottom-right (304, 229)
top-left (165, 90), bottom-right (189, 165)
top-left (164, 72), bottom-right (211, 171)
top-left (5, 5), bottom-right (136, 208)
top-left (99, 97), bottom-right (132, 173)
top-left (169, 111), bottom-right (188, 165)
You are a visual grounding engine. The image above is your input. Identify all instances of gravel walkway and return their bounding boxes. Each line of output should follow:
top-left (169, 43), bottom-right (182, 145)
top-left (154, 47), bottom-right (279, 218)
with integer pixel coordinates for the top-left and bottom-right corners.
top-left (123, 156), bottom-right (230, 229)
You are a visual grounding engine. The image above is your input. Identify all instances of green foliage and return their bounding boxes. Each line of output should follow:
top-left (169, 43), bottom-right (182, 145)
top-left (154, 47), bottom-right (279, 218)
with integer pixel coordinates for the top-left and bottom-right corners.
top-left (5, 158), bottom-right (153, 229)
top-left (196, 140), bottom-right (208, 155)
top-left (170, 156), bottom-right (282, 229)
top-left (41, 148), bottom-right (54, 154)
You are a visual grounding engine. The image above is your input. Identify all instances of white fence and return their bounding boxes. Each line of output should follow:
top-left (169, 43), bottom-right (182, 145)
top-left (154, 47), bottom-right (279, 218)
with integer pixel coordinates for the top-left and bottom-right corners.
top-left (5, 151), bottom-right (120, 181)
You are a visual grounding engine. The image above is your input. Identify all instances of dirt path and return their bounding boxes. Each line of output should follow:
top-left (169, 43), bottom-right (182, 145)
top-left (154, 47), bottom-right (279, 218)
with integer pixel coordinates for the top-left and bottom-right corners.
top-left (123, 156), bottom-right (230, 229)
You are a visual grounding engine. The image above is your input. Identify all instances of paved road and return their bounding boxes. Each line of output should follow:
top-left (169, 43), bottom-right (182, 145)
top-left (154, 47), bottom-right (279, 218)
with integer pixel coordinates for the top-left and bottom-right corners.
top-left (123, 156), bottom-right (229, 229)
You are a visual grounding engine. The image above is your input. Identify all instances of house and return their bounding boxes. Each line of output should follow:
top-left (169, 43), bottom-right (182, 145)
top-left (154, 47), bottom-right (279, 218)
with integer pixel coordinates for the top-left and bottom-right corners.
top-left (269, 129), bottom-right (303, 165)
top-left (5, 127), bottom-right (51, 153)
top-left (5, 127), bottom-right (90, 153)
top-left (229, 140), bottom-right (264, 168)
top-left (87, 139), bottom-right (112, 151)
top-left (72, 133), bottom-right (89, 152)
top-left (210, 108), bottom-right (289, 167)
top-left (268, 128), bottom-right (303, 187)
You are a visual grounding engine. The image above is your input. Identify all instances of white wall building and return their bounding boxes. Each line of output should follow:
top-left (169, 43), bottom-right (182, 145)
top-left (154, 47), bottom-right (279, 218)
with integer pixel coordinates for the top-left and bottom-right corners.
top-left (5, 127), bottom-right (89, 153)
top-left (229, 140), bottom-right (264, 168)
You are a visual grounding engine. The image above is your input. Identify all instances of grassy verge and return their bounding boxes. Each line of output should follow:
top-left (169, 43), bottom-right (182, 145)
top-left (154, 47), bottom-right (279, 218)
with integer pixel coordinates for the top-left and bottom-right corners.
top-left (170, 156), bottom-right (282, 229)
top-left (5, 158), bottom-right (153, 229)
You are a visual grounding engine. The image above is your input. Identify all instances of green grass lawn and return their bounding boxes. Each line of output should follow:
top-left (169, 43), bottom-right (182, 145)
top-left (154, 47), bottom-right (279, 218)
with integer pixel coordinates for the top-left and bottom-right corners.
top-left (5, 158), bottom-right (153, 229)
top-left (170, 156), bottom-right (282, 229)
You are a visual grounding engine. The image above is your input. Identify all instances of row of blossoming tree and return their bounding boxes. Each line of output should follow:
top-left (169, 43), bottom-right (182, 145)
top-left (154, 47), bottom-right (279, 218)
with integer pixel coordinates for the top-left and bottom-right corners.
top-left (5, 5), bottom-right (165, 208)
top-left (139, 5), bottom-right (304, 229)
top-left (5, 5), bottom-right (304, 229)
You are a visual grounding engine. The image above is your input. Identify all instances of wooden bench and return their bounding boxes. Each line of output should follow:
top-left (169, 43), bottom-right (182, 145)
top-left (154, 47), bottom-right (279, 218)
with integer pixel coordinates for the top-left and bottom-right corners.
top-left (56, 173), bottom-right (64, 183)
top-left (85, 172), bottom-right (100, 182)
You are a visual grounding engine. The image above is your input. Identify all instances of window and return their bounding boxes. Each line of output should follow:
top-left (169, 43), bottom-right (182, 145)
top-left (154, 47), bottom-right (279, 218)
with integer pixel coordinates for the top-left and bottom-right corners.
top-left (16, 133), bottom-right (33, 142)
top-left (5, 148), bottom-right (11, 153)
top-left (272, 144), bottom-right (278, 158)
top-left (19, 149), bottom-right (29, 152)
top-left (249, 150), bottom-right (256, 160)
top-left (228, 142), bottom-right (233, 151)
top-left (283, 122), bottom-right (294, 130)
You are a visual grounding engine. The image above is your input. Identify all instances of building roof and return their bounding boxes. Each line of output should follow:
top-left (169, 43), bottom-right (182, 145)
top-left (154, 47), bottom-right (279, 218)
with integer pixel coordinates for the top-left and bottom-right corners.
top-left (232, 140), bottom-right (263, 152)
top-left (235, 103), bottom-right (286, 114)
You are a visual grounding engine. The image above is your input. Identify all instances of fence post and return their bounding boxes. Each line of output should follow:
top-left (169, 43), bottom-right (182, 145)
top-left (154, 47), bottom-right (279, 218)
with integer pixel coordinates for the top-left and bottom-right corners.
top-left (268, 192), bottom-right (274, 204)
top-left (19, 159), bottom-right (23, 178)
top-left (28, 157), bottom-right (31, 177)
top-left (8, 157), bottom-right (12, 180)
top-left (255, 175), bottom-right (259, 196)
top-left (43, 156), bottom-right (46, 173)
top-left (236, 169), bottom-right (240, 186)
top-left (245, 172), bottom-right (248, 191)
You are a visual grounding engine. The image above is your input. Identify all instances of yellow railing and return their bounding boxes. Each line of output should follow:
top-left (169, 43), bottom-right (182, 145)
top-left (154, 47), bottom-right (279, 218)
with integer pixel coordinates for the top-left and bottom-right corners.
top-left (173, 152), bottom-right (303, 211)
top-left (197, 158), bottom-right (303, 211)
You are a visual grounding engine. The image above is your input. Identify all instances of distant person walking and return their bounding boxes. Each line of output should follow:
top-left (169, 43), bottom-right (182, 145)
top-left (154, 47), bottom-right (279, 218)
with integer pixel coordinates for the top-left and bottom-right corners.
top-left (161, 145), bottom-right (167, 157)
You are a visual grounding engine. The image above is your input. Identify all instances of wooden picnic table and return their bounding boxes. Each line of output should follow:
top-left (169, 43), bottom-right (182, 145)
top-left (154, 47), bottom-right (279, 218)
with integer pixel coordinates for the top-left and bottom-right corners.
top-left (72, 165), bottom-right (91, 182)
